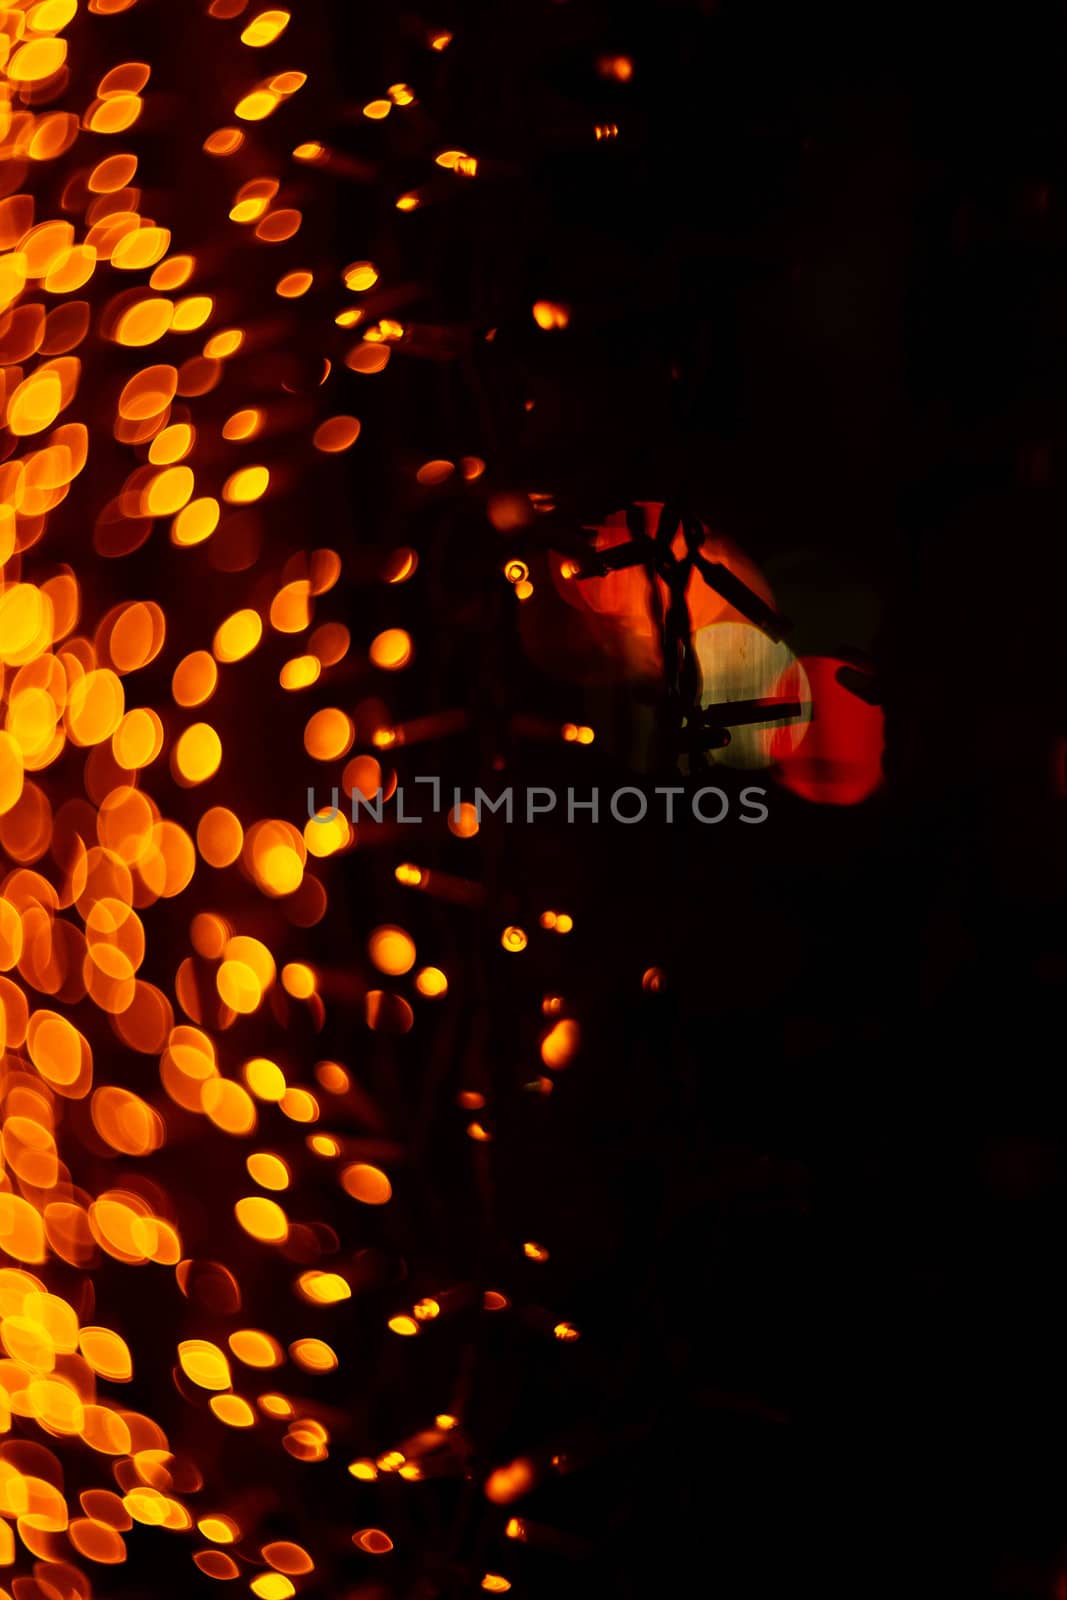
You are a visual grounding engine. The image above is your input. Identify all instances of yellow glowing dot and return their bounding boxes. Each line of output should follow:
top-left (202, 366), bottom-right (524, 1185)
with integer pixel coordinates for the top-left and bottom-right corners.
top-left (396, 192), bottom-right (420, 211)
top-left (304, 808), bottom-right (351, 858)
top-left (369, 628), bottom-right (413, 671)
top-left (210, 1394), bottom-right (256, 1428)
top-left (289, 1337), bottom-right (337, 1372)
top-left (172, 497), bottom-right (220, 547)
top-left (216, 960), bottom-right (262, 1014)
top-left (222, 465), bottom-right (270, 504)
top-left (348, 1459), bottom-right (378, 1480)
top-left (115, 298), bottom-right (174, 347)
top-left (213, 609), bottom-right (263, 663)
top-left (239, 1051), bottom-right (286, 1103)
top-left (482, 1578), bottom-right (512, 1594)
top-left (149, 422), bottom-right (194, 465)
top-left (235, 1196), bottom-right (289, 1243)
top-left (231, 185), bottom-right (278, 223)
top-left (388, 1316), bottom-right (419, 1337)
top-left (258, 1393), bottom-right (293, 1417)
top-left (241, 9), bottom-right (290, 48)
top-left (280, 655), bottom-right (321, 690)
top-left (532, 300), bottom-right (570, 330)
top-left (430, 30), bottom-right (452, 49)
top-left (178, 1339), bottom-right (231, 1391)
top-left (174, 722), bottom-right (222, 785)
top-left (204, 328), bottom-right (243, 359)
top-left (415, 966), bottom-right (448, 998)
top-left (144, 464), bottom-right (194, 517)
top-left (293, 142), bottom-right (325, 162)
top-left (298, 1271), bottom-right (351, 1305)
top-left (112, 226), bottom-right (172, 271)
top-left (251, 1578), bottom-right (294, 1600)
top-left (368, 925), bottom-right (416, 976)
top-left (281, 963), bottom-right (315, 999)
top-left (113, 707), bottom-right (164, 770)
top-left (0, 733), bottom-right (26, 817)
top-left (555, 913), bottom-right (574, 933)
top-left (222, 407), bottom-right (262, 440)
top-left (172, 295), bottom-right (214, 331)
top-left (236, 89), bottom-right (281, 122)
top-left (230, 1328), bottom-right (283, 1367)
top-left (198, 1517), bottom-right (239, 1544)
top-left (523, 1241), bottom-right (549, 1262)
top-left (363, 99), bottom-right (392, 119)
top-left (553, 1322), bottom-right (580, 1342)
top-left (9, 37), bottom-right (67, 83)
top-left (246, 1152), bottom-right (290, 1191)
top-left (343, 260), bottom-right (379, 291)
top-left (501, 927), bottom-right (527, 953)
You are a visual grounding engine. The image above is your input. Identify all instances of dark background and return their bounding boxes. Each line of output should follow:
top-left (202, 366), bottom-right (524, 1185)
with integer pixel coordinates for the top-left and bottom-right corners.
top-left (314, 4), bottom-right (1067, 1594)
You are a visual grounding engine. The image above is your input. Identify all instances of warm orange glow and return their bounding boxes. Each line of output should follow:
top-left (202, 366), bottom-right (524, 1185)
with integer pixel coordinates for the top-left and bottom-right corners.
top-left (485, 1458), bottom-right (536, 1504)
top-left (369, 627), bottom-right (413, 670)
top-left (0, 12), bottom-right (656, 1595)
top-left (235, 1196), bottom-right (289, 1243)
top-left (532, 300), bottom-right (571, 330)
top-left (368, 924), bottom-right (416, 975)
top-left (415, 966), bottom-right (448, 997)
top-left (341, 1163), bottom-right (392, 1205)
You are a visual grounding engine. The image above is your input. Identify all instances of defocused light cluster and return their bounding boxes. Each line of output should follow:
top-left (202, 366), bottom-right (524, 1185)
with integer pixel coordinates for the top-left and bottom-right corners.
top-left (0, 4), bottom-right (557, 1596)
